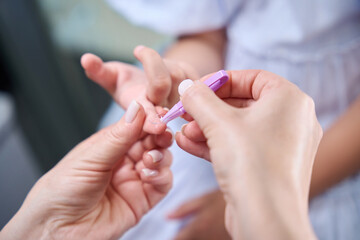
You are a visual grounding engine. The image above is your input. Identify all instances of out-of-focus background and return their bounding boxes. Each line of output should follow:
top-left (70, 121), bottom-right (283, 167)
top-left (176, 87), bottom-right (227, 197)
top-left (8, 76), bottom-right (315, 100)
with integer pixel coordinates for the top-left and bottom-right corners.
top-left (0, 0), bottom-right (170, 228)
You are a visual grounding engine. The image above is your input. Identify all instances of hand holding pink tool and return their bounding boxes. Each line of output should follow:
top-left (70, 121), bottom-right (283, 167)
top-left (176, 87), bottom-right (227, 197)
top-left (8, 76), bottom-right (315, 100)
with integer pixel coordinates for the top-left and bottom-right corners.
top-left (160, 70), bottom-right (229, 123)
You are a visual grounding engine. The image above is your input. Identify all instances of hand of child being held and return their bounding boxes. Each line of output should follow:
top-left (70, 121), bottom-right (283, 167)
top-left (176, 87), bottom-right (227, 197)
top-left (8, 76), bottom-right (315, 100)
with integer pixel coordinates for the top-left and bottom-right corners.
top-left (81, 46), bottom-right (199, 136)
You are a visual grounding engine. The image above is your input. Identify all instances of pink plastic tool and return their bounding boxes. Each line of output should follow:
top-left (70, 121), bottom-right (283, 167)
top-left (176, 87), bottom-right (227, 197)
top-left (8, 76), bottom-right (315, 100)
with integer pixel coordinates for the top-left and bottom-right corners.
top-left (160, 70), bottom-right (229, 124)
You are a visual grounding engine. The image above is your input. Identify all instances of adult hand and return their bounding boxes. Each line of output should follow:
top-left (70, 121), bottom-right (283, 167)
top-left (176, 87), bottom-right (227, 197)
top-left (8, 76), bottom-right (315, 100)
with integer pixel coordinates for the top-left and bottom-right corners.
top-left (1, 101), bottom-right (173, 240)
top-left (177, 70), bottom-right (322, 239)
top-left (81, 46), bottom-right (199, 134)
top-left (168, 190), bottom-right (231, 240)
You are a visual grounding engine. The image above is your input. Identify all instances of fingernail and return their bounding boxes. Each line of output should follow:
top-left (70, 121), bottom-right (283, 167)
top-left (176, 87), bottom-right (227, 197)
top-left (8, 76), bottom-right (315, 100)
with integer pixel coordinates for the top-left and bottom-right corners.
top-left (148, 150), bottom-right (164, 163)
top-left (166, 128), bottom-right (174, 143)
top-left (125, 100), bottom-right (140, 123)
top-left (181, 124), bottom-right (187, 135)
top-left (178, 79), bottom-right (194, 96)
top-left (163, 107), bottom-right (170, 112)
top-left (142, 168), bottom-right (159, 177)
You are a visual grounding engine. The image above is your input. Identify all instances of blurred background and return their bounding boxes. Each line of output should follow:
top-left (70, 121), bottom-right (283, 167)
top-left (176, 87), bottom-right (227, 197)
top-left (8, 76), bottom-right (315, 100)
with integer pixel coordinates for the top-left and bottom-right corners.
top-left (0, 0), bottom-right (170, 228)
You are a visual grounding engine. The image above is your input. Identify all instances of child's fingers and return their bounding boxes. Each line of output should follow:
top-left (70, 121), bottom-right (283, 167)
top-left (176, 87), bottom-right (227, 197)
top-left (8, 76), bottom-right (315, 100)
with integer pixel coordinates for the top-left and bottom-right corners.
top-left (176, 61), bottom-right (201, 80)
top-left (134, 45), bottom-right (172, 105)
top-left (136, 97), bottom-right (167, 134)
top-left (80, 53), bottom-right (118, 94)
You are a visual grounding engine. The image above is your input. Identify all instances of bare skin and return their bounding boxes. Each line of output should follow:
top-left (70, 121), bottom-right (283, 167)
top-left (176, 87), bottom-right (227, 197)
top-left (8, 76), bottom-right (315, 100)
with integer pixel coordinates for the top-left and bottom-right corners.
top-left (178, 70), bottom-right (322, 239)
top-left (1, 103), bottom-right (173, 240)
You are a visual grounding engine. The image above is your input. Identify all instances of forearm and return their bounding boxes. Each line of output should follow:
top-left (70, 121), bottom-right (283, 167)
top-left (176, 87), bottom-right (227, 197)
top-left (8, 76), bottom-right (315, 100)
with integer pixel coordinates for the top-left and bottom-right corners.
top-left (228, 173), bottom-right (316, 240)
top-left (164, 29), bottom-right (226, 76)
top-left (310, 95), bottom-right (360, 198)
top-left (1, 207), bottom-right (50, 240)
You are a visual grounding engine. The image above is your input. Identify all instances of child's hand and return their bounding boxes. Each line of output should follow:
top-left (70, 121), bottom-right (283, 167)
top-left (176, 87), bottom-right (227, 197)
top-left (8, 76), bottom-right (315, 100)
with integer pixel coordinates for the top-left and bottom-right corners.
top-left (81, 47), bottom-right (199, 134)
top-left (81, 53), bottom-right (167, 134)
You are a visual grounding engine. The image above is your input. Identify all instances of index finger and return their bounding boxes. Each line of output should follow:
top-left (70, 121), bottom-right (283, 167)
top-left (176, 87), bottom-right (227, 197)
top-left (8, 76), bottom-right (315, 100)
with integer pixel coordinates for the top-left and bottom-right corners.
top-left (134, 46), bottom-right (172, 105)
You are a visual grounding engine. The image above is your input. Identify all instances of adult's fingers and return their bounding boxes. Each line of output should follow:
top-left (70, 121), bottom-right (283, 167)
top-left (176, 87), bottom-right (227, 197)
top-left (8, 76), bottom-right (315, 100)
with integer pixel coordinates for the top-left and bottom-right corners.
top-left (180, 80), bottom-right (232, 134)
top-left (175, 132), bottom-right (210, 160)
top-left (181, 121), bottom-right (206, 142)
top-left (180, 70), bottom-right (289, 134)
top-left (142, 149), bottom-right (173, 170)
top-left (127, 129), bottom-right (174, 162)
top-left (140, 164), bottom-right (173, 199)
top-left (167, 194), bottom-right (205, 219)
top-left (134, 45), bottom-right (172, 105)
top-left (69, 100), bottom-right (145, 170)
top-left (204, 70), bottom-right (287, 100)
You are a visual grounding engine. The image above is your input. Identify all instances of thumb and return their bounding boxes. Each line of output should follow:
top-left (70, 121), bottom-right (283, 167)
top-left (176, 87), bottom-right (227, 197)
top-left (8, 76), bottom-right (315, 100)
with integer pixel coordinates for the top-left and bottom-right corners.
top-left (70, 100), bottom-right (146, 170)
top-left (180, 80), bottom-right (230, 133)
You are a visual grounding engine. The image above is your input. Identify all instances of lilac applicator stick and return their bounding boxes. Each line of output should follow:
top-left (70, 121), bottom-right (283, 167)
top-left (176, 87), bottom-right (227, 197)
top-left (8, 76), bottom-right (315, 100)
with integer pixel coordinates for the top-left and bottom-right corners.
top-left (160, 70), bottom-right (229, 124)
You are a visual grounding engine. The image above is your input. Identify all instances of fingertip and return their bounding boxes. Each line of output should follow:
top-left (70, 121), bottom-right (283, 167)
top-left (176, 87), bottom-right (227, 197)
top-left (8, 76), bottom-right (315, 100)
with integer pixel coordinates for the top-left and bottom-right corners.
top-left (166, 128), bottom-right (175, 143)
top-left (125, 100), bottom-right (142, 124)
top-left (175, 131), bottom-right (181, 142)
top-left (118, 101), bottom-right (146, 134)
top-left (133, 45), bottom-right (146, 57)
top-left (81, 53), bottom-right (103, 72)
top-left (178, 79), bottom-right (194, 96)
top-left (180, 124), bottom-right (187, 135)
